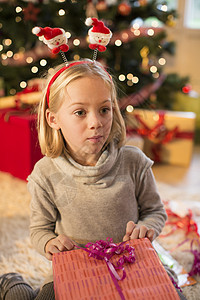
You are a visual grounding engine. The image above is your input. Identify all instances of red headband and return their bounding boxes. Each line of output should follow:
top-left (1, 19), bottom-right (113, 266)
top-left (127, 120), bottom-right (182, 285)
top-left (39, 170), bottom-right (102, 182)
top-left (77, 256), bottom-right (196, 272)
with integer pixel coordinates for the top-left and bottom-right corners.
top-left (46, 61), bottom-right (91, 107)
top-left (46, 61), bottom-right (112, 107)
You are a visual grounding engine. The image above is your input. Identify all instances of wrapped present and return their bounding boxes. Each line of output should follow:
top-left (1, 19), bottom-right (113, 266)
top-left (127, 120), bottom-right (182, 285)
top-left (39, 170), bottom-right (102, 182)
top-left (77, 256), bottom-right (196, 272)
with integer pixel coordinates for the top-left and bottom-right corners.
top-left (0, 95), bottom-right (16, 109)
top-left (52, 238), bottom-right (180, 300)
top-left (126, 109), bottom-right (196, 166)
top-left (173, 92), bottom-right (200, 144)
top-left (0, 107), bottom-right (43, 180)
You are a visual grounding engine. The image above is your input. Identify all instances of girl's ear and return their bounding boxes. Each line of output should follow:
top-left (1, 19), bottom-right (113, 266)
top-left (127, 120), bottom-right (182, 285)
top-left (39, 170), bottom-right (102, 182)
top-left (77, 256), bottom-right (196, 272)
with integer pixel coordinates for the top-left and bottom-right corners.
top-left (46, 109), bottom-right (60, 130)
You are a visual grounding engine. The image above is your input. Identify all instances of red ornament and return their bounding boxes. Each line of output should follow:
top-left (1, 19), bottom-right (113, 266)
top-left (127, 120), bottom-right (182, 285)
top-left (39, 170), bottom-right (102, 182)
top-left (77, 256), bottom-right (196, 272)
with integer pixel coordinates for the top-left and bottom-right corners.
top-left (182, 84), bottom-right (191, 94)
top-left (23, 3), bottom-right (40, 22)
top-left (118, 2), bottom-right (131, 16)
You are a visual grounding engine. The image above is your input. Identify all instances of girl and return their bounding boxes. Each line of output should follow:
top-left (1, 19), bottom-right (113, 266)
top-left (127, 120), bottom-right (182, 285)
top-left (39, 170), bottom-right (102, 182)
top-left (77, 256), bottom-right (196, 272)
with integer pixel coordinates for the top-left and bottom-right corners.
top-left (0, 59), bottom-right (185, 300)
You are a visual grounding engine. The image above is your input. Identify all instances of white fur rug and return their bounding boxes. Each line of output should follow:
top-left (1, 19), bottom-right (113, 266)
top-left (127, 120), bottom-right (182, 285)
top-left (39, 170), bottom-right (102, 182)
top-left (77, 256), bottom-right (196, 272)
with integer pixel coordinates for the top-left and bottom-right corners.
top-left (0, 171), bottom-right (200, 299)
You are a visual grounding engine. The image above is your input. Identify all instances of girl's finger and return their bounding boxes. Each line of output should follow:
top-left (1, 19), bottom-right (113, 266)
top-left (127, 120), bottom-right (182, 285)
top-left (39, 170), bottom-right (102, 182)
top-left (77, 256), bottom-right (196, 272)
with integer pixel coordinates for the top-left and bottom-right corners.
top-left (130, 227), bottom-right (140, 240)
top-left (58, 235), bottom-right (75, 251)
top-left (147, 229), bottom-right (155, 242)
top-left (126, 221), bottom-right (136, 235)
top-left (138, 225), bottom-right (148, 239)
top-left (122, 234), bottom-right (130, 242)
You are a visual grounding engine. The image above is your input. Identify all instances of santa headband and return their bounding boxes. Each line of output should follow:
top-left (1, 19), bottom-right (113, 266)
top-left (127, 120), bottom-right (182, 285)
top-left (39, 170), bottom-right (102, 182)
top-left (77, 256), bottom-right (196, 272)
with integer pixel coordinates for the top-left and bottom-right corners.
top-left (32, 18), bottom-right (112, 106)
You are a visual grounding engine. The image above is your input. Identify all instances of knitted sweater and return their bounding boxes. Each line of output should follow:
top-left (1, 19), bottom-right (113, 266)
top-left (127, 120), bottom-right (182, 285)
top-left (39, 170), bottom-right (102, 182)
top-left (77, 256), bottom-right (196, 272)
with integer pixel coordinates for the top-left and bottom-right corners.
top-left (28, 143), bottom-right (167, 259)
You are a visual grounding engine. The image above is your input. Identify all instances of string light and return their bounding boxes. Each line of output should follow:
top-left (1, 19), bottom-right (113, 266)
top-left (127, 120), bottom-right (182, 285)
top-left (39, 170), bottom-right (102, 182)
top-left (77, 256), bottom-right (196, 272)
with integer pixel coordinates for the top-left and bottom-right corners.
top-left (150, 66), bottom-right (157, 73)
top-left (16, 6), bottom-right (22, 13)
top-left (132, 76), bottom-right (139, 84)
top-left (0, 45), bottom-right (3, 51)
top-left (158, 57), bottom-right (166, 65)
top-left (31, 66), bottom-right (38, 73)
top-left (0, 23), bottom-right (2, 29)
top-left (10, 89), bottom-right (16, 95)
top-left (66, 32), bottom-right (71, 38)
top-left (121, 33), bottom-right (129, 41)
top-left (1, 54), bottom-right (7, 60)
top-left (6, 50), bottom-right (13, 57)
top-left (147, 29), bottom-right (154, 36)
top-left (1, 60), bottom-right (8, 66)
top-left (127, 80), bottom-right (133, 86)
top-left (126, 105), bottom-right (134, 113)
top-left (58, 9), bottom-right (65, 16)
top-left (3, 39), bottom-right (12, 46)
top-left (40, 59), bottom-right (47, 66)
top-left (15, 17), bottom-right (22, 23)
top-left (127, 73), bottom-right (133, 80)
top-left (157, 4), bottom-right (168, 12)
top-left (26, 57), bottom-right (33, 64)
top-left (115, 39), bottom-right (122, 46)
top-left (13, 53), bottom-right (20, 60)
top-left (74, 54), bottom-right (80, 60)
top-left (73, 39), bottom-right (80, 46)
top-left (20, 81), bottom-right (27, 89)
top-left (119, 74), bottom-right (125, 81)
top-left (152, 20), bottom-right (159, 27)
top-left (133, 30), bottom-right (140, 36)
top-left (152, 72), bottom-right (159, 78)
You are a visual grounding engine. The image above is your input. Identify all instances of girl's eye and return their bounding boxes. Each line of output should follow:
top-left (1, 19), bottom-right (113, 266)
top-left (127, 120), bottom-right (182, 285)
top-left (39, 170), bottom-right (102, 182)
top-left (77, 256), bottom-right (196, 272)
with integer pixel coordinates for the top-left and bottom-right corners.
top-left (74, 110), bottom-right (86, 117)
top-left (100, 107), bottom-right (110, 114)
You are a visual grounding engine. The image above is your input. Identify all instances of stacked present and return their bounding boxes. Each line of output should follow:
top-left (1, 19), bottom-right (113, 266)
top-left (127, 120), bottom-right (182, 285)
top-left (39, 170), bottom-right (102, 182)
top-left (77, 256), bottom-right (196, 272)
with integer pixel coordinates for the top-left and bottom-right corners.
top-left (126, 109), bottom-right (196, 166)
top-left (0, 78), bottom-right (45, 109)
top-left (0, 107), bottom-right (43, 180)
top-left (0, 78), bottom-right (45, 180)
top-left (173, 92), bottom-right (200, 144)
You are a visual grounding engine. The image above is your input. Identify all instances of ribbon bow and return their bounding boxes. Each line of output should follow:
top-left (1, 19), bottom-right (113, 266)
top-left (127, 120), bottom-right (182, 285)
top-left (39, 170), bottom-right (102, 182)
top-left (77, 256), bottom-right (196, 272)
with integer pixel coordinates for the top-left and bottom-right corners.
top-left (127, 111), bottom-right (194, 162)
top-left (82, 238), bottom-right (135, 300)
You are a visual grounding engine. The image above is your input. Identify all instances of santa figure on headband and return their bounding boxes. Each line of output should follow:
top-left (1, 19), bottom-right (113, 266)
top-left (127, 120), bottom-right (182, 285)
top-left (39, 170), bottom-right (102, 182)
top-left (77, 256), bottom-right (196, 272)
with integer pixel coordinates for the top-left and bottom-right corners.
top-left (32, 26), bottom-right (69, 54)
top-left (85, 18), bottom-right (112, 52)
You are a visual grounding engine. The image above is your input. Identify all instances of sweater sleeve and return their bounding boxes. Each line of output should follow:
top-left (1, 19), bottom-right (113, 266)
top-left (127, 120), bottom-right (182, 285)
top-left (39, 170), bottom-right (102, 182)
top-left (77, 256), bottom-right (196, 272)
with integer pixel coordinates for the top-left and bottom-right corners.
top-left (27, 175), bottom-right (58, 256)
top-left (135, 154), bottom-right (167, 239)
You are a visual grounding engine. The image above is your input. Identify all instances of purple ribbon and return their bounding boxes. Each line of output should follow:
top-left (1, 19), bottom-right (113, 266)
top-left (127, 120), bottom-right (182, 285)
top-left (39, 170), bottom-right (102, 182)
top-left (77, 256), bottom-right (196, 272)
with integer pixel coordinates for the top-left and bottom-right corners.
top-left (82, 238), bottom-right (135, 300)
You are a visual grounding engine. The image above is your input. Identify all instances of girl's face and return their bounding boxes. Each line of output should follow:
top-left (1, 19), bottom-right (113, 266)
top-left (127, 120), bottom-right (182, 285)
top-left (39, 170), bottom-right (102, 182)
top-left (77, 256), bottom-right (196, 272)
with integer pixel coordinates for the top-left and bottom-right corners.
top-left (47, 76), bottom-right (113, 166)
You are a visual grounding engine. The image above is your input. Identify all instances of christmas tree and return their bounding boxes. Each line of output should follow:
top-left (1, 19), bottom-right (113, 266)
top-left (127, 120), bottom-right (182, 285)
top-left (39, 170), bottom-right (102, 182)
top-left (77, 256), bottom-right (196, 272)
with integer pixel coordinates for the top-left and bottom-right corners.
top-left (0, 0), bottom-right (188, 110)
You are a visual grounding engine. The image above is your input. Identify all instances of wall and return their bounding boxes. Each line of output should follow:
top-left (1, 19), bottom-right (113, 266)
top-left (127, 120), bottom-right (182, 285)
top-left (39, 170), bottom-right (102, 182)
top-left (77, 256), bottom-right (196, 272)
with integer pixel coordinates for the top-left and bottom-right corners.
top-left (164, 0), bottom-right (200, 94)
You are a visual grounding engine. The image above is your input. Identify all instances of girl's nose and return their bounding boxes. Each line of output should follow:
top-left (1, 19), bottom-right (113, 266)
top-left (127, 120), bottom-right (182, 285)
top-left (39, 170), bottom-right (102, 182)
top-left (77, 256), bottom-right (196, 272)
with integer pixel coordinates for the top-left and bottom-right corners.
top-left (88, 113), bottom-right (102, 129)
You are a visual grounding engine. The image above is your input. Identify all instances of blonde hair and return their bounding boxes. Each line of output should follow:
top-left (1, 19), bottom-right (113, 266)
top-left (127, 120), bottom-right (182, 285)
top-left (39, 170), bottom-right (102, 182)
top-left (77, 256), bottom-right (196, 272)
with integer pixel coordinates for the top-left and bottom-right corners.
top-left (38, 59), bottom-right (126, 157)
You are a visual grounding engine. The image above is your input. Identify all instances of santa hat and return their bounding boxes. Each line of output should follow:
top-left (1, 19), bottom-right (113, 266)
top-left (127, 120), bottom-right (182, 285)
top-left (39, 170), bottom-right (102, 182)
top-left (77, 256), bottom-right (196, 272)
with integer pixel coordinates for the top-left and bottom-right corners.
top-left (32, 26), bottom-right (64, 40)
top-left (85, 18), bottom-right (111, 35)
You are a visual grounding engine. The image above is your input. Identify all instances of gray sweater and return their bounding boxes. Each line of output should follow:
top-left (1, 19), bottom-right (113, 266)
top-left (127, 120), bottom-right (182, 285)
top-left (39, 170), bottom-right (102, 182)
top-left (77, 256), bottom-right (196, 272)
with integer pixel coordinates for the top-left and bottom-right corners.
top-left (28, 143), bottom-right (167, 259)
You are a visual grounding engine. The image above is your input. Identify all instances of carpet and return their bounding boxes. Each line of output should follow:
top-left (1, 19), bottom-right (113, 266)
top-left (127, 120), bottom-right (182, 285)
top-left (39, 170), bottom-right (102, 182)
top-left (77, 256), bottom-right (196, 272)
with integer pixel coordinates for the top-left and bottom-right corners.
top-left (0, 171), bottom-right (200, 299)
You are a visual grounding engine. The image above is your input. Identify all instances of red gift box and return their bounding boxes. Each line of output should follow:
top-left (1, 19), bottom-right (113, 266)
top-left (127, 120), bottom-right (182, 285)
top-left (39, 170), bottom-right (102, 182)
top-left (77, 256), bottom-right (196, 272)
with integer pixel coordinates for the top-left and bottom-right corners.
top-left (52, 238), bottom-right (180, 300)
top-left (0, 108), bottom-right (43, 180)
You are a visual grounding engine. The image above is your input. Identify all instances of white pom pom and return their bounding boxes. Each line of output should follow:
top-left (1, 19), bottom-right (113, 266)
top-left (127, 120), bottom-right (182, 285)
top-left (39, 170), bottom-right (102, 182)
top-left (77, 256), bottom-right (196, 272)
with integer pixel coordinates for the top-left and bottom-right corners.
top-left (32, 27), bottom-right (41, 35)
top-left (85, 18), bottom-right (93, 27)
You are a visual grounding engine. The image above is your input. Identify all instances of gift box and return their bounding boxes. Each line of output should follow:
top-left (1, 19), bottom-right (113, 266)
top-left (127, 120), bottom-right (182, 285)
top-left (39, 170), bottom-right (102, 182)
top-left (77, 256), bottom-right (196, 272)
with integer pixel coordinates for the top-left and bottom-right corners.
top-left (126, 109), bottom-right (196, 166)
top-left (52, 238), bottom-right (180, 300)
top-left (173, 92), bottom-right (200, 144)
top-left (0, 108), bottom-right (43, 180)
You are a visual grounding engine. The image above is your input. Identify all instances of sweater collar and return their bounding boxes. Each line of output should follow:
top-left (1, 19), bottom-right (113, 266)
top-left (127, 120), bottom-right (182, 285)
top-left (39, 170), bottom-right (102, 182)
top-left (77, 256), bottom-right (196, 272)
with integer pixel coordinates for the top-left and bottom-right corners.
top-left (54, 142), bottom-right (119, 184)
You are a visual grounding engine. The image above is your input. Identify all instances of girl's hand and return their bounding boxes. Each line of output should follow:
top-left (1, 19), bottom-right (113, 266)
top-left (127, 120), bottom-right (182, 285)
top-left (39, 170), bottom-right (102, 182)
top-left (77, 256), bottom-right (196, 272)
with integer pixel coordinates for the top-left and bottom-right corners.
top-left (122, 221), bottom-right (155, 242)
top-left (45, 234), bottom-right (76, 261)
